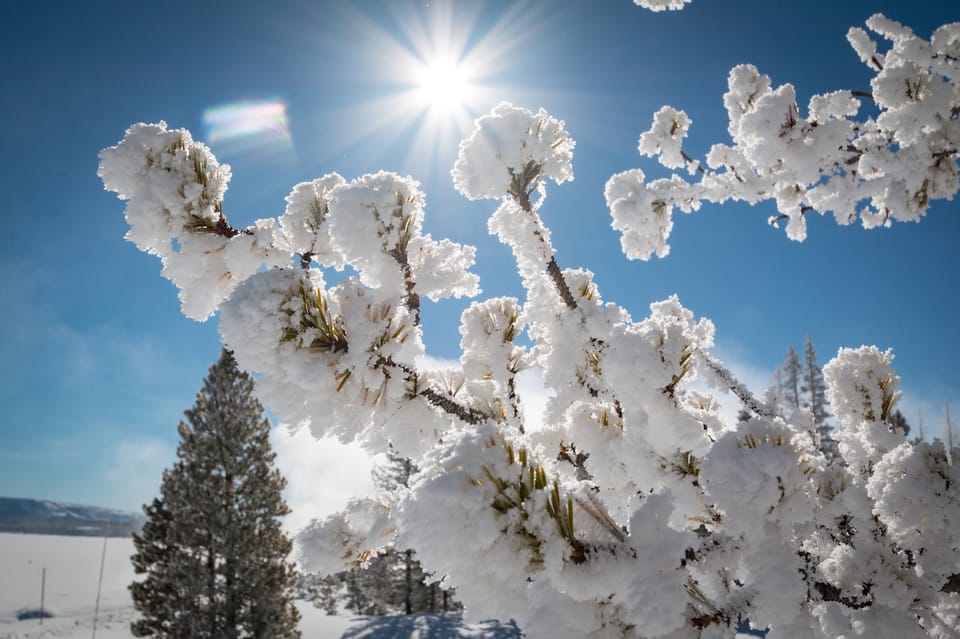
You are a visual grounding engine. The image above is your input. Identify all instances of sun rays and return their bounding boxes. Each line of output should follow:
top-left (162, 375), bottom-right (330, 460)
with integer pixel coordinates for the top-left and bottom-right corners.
top-left (196, 1), bottom-right (551, 218)
top-left (284, 2), bottom-right (545, 179)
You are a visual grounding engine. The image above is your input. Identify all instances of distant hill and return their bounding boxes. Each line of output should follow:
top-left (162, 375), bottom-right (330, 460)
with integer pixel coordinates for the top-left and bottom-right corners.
top-left (0, 497), bottom-right (144, 537)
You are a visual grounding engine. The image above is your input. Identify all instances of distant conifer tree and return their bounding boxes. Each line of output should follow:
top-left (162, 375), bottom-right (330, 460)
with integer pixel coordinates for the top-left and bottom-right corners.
top-left (887, 409), bottom-right (911, 437)
top-left (800, 336), bottom-right (839, 463)
top-left (801, 337), bottom-right (831, 427)
top-left (780, 346), bottom-right (803, 410)
top-left (130, 349), bottom-right (301, 638)
top-left (374, 447), bottom-right (424, 615)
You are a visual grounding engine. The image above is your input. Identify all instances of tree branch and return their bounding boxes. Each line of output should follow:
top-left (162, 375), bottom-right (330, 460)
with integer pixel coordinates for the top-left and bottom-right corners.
top-left (381, 357), bottom-right (491, 426)
top-left (509, 163), bottom-right (578, 311)
top-left (388, 246), bottom-right (421, 326)
top-left (546, 257), bottom-right (577, 310)
top-left (506, 372), bottom-right (524, 433)
top-left (681, 150), bottom-right (708, 176)
top-left (702, 355), bottom-right (778, 420)
top-left (186, 212), bottom-right (252, 239)
top-left (419, 388), bottom-right (488, 425)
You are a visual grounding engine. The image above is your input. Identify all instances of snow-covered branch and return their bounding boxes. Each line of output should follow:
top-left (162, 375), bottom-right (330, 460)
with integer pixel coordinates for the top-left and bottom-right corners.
top-left (609, 15), bottom-right (960, 259)
top-left (634, 0), bottom-right (693, 12)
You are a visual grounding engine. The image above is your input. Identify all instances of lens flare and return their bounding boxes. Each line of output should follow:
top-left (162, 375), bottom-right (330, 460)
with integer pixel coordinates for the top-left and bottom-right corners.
top-left (202, 100), bottom-right (294, 157)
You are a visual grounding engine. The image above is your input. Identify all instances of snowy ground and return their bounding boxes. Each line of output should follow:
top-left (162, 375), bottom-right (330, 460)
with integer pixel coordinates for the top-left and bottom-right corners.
top-left (0, 533), bottom-right (760, 637)
top-left (0, 533), bottom-right (517, 638)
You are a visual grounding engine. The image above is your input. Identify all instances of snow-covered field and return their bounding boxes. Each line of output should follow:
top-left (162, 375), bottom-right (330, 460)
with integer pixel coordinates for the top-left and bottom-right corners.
top-left (0, 533), bottom-right (764, 637)
top-left (0, 533), bottom-right (517, 638)
top-left (0, 532), bottom-right (135, 638)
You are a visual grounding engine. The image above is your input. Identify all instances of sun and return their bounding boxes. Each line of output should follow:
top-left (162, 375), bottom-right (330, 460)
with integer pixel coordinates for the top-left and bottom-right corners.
top-left (302, 1), bottom-right (542, 177)
top-left (416, 56), bottom-right (470, 111)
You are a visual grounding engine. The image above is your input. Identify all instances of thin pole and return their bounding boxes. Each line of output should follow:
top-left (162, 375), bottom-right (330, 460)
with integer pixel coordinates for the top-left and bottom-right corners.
top-left (91, 516), bottom-right (111, 639)
top-left (39, 567), bottom-right (45, 625)
top-left (947, 403), bottom-right (956, 465)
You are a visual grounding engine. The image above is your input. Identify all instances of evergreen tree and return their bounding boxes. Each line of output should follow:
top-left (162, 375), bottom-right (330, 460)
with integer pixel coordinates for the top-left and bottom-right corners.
top-left (887, 409), bottom-right (910, 437)
top-left (763, 369), bottom-right (786, 418)
top-left (315, 576), bottom-right (341, 616)
top-left (372, 445), bottom-right (419, 614)
top-left (348, 445), bottom-right (457, 615)
top-left (295, 573), bottom-right (341, 616)
top-left (800, 336), bottom-right (830, 427)
top-left (371, 444), bottom-right (418, 502)
top-left (130, 498), bottom-right (187, 637)
top-left (800, 336), bottom-right (838, 463)
top-left (344, 566), bottom-right (369, 616)
top-left (780, 346), bottom-right (802, 411)
top-left (130, 349), bottom-right (301, 639)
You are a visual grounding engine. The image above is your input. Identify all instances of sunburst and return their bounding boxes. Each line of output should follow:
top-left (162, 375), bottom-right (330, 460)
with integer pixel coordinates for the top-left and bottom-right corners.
top-left (416, 55), bottom-right (472, 112)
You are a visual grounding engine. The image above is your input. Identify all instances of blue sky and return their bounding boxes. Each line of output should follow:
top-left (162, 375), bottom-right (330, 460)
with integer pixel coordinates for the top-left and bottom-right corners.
top-left (1, 0), bottom-right (957, 518)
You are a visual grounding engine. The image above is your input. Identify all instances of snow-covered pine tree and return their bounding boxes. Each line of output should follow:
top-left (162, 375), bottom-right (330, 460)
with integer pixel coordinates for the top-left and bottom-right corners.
top-left (800, 337), bottom-right (838, 463)
top-left (130, 349), bottom-right (301, 639)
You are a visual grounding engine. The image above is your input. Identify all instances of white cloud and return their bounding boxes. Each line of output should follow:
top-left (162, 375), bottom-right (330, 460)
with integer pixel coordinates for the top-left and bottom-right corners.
top-left (516, 366), bottom-right (551, 432)
top-left (101, 427), bottom-right (376, 530)
top-left (270, 425), bottom-right (376, 534)
top-left (104, 437), bottom-right (176, 510)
